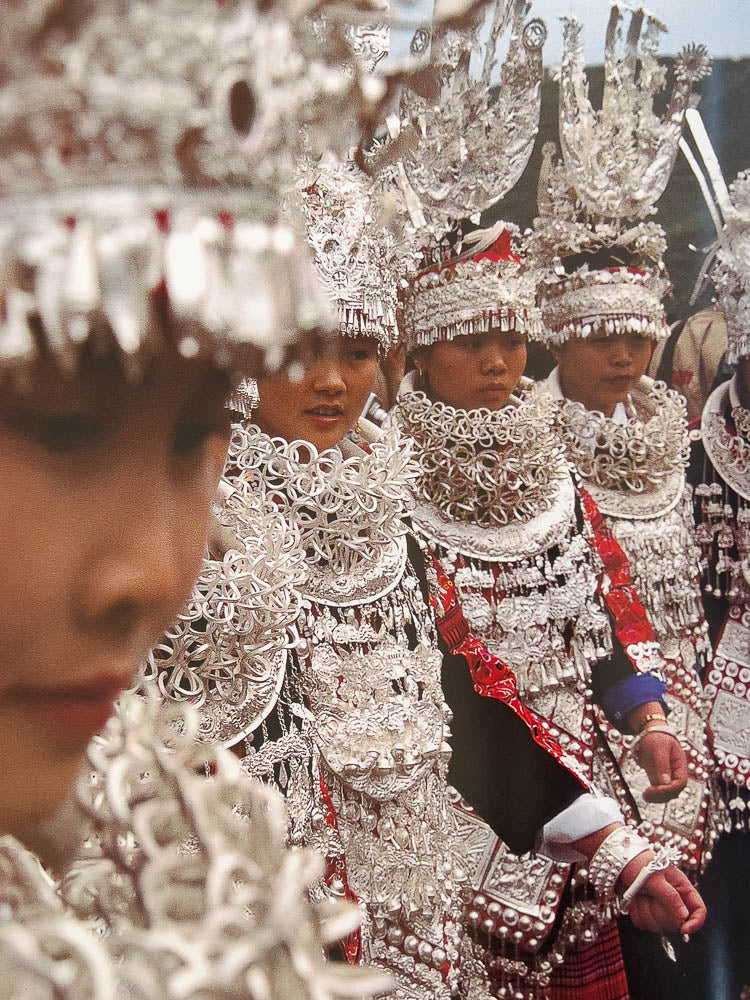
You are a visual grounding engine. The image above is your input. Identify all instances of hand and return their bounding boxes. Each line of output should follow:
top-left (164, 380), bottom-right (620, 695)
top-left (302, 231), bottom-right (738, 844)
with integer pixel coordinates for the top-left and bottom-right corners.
top-left (620, 852), bottom-right (707, 935)
top-left (636, 730), bottom-right (688, 803)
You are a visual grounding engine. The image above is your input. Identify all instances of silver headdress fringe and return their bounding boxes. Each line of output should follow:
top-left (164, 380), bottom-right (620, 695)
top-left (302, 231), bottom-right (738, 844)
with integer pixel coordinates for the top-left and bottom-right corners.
top-left (532, 4), bottom-right (710, 347)
top-left (296, 155), bottom-right (421, 352)
top-left (0, 0), bottom-right (403, 375)
top-left (400, 222), bottom-right (543, 350)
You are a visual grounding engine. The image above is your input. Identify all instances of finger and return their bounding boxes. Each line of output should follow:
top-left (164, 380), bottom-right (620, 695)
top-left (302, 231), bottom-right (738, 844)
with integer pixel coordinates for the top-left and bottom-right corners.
top-left (643, 873), bottom-right (689, 930)
top-left (643, 778), bottom-right (686, 803)
top-left (664, 871), bottom-right (707, 933)
top-left (670, 740), bottom-right (689, 789)
top-left (681, 901), bottom-right (707, 934)
top-left (642, 740), bottom-right (672, 786)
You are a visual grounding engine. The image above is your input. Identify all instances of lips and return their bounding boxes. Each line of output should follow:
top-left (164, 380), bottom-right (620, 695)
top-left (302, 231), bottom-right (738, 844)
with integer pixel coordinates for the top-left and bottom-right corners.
top-left (4, 676), bottom-right (128, 738)
top-left (305, 405), bottom-right (344, 417)
top-left (304, 404), bottom-right (346, 426)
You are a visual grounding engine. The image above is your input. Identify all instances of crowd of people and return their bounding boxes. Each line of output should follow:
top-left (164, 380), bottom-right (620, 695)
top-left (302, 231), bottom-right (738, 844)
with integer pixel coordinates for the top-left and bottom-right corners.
top-left (0, 1), bottom-right (748, 998)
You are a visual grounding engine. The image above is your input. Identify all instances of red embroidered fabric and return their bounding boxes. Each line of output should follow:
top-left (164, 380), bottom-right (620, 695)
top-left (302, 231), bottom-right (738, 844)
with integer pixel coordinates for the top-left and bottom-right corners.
top-left (429, 556), bottom-right (588, 787)
top-left (318, 772), bottom-right (363, 965)
top-left (578, 485), bottom-right (657, 656)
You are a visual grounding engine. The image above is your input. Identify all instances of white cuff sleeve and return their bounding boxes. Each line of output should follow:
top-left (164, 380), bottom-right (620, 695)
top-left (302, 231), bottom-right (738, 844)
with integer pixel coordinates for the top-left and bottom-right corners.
top-left (536, 793), bottom-right (625, 864)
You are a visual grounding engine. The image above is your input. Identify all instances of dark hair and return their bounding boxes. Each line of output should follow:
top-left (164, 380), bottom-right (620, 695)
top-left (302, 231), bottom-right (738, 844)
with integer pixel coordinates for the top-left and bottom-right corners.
top-left (560, 245), bottom-right (644, 275)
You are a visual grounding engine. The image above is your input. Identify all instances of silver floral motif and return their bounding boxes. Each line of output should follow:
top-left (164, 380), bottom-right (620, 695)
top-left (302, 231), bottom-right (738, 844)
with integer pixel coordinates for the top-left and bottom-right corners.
top-left (224, 424), bottom-right (417, 601)
top-left (0, 695), bottom-right (389, 1000)
top-left (140, 487), bottom-right (306, 747)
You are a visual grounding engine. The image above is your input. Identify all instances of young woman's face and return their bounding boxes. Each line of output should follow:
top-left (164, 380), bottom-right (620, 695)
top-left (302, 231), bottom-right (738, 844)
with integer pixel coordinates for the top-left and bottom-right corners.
top-left (414, 329), bottom-right (527, 411)
top-left (0, 354), bottom-right (231, 840)
top-left (254, 334), bottom-right (379, 450)
top-left (554, 331), bottom-right (653, 417)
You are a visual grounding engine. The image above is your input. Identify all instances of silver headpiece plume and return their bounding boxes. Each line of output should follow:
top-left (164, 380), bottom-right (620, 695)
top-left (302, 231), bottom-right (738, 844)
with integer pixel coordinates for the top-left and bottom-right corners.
top-left (681, 108), bottom-right (750, 364)
top-left (395, 0), bottom-right (547, 349)
top-left (397, 0), bottom-right (547, 236)
top-left (0, 0), bottom-right (400, 375)
top-left (533, 4), bottom-right (710, 346)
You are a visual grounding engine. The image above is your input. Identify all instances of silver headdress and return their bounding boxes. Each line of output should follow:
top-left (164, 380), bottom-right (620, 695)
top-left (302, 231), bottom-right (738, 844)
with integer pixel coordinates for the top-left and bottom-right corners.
top-left (398, 0), bottom-right (547, 235)
top-left (400, 222), bottom-right (543, 349)
top-left (0, 0), bottom-right (397, 375)
top-left (296, 155), bottom-right (421, 352)
top-left (532, 4), bottom-right (710, 346)
top-left (394, 0), bottom-right (547, 350)
top-left (0, 695), bottom-right (390, 999)
top-left (140, 489), bottom-right (306, 748)
top-left (681, 108), bottom-right (750, 364)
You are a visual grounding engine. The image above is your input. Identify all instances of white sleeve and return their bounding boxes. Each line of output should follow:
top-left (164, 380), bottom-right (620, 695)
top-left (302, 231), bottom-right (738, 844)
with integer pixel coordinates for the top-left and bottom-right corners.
top-left (535, 793), bottom-right (625, 864)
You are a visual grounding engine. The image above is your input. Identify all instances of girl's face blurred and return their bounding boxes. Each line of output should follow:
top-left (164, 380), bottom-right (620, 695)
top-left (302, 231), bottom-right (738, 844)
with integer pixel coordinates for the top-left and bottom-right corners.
top-left (413, 329), bottom-right (527, 411)
top-left (0, 353), bottom-right (230, 841)
top-left (553, 332), bottom-right (653, 417)
top-left (254, 334), bottom-right (379, 451)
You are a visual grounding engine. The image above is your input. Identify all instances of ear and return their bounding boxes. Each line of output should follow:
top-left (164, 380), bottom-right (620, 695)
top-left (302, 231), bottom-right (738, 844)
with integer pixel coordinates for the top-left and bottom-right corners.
top-left (410, 346), bottom-right (430, 372)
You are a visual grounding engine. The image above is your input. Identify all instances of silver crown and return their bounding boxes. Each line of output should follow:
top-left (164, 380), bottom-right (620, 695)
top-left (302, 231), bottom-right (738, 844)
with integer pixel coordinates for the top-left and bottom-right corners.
top-left (396, 0), bottom-right (547, 238)
top-left (682, 108), bottom-right (750, 363)
top-left (0, 0), bottom-right (396, 373)
top-left (532, 4), bottom-right (709, 345)
top-left (400, 222), bottom-right (543, 349)
top-left (296, 154), bottom-right (421, 351)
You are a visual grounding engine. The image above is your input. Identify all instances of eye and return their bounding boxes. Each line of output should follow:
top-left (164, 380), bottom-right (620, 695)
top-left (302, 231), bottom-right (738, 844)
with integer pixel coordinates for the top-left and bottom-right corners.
top-left (173, 415), bottom-right (230, 456)
top-left (12, 413), bottom-right (104, 454)
top-left (349, 347), bottom-right (375, 362)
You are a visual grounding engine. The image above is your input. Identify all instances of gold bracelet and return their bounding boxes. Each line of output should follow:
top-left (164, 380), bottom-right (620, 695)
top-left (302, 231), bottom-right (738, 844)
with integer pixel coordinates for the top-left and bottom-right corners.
top-left (637, 713), bottom-right (668, 733)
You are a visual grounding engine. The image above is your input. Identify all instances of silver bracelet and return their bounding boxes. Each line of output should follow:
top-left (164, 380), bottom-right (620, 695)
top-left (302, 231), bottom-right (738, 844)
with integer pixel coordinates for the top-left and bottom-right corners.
top-left (620, 847), bottom-right (683, 913)
top-left (588, 826), bottom-right (651, 898)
